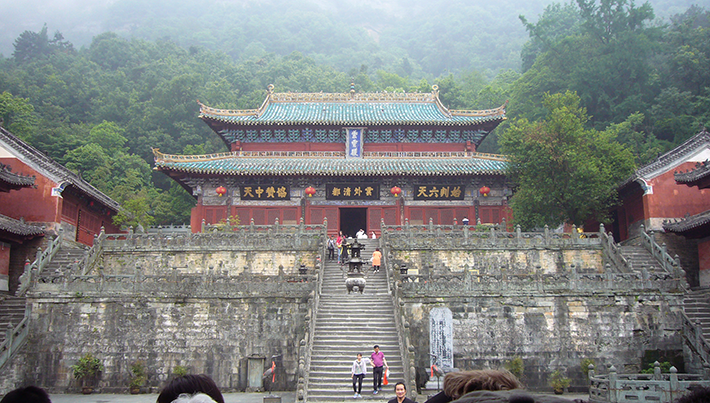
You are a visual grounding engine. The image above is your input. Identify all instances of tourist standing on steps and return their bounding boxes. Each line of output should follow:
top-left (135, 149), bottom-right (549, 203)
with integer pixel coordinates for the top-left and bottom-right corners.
top-left (351, 353), bottom-right (367, 398)
top-left (372, 248), bottom-right (382, 273)
top-left (388, 382), bottom-right (415, 403)
top-left (327, 235), bottom-right (336, 261)
top-left (335, 232), bottom-right (345, 264)
top-left (462, 216), bottom-right (469, 226)
top-left (371, 231), bottom-right (377, 239)
top-left (370, 344), bottom-right (389, 394)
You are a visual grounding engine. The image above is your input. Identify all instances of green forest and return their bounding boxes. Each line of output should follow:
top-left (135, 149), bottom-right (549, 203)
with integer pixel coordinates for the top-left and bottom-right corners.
top-left (0, 0), bottom-right (708, 228)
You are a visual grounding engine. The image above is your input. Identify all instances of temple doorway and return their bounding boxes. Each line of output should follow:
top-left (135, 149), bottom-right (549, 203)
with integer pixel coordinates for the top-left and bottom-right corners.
top-left (340, 207), bottom-right (367, 238)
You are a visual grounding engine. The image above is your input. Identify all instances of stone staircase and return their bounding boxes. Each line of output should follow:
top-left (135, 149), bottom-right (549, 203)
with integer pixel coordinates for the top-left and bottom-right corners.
top-left (684, 288), bottom-right (710, 340)
top-left (0, 296), bottom-right (27, 343)
top-left (308, 238), bottom-right (405, 402)
top-left (41, 244), bottom-right (87, 275)
top-left (619, 245), bottom-right (666, 275)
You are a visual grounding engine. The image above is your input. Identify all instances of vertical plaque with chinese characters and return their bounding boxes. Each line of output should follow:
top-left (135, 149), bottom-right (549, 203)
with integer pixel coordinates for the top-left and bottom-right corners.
top-left (345, 128), bottom-right (364, 159)
top-left (429, 307), bottom-right (454, 369)
top-left (240, 185), bottom-right (290, 200)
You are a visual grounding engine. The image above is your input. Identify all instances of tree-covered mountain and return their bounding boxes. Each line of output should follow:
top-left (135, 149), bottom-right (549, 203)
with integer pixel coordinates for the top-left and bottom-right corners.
top-left (0, 0), bottom-right (698, 78)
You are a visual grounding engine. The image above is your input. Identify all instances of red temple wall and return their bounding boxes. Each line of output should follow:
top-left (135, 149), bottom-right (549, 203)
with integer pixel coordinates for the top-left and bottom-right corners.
top-left (0, 242), bottom-right (10, 292)
top-left (0, 157), bottom-right (60, 224)
top-left (645, 163), bottom-right (709, 218)
top-left (0, 158), bottom-right (121, 246)
top-left (190, 203), bottom-right (511, 234)
top-left (612, 162), bottom-right (710, 241)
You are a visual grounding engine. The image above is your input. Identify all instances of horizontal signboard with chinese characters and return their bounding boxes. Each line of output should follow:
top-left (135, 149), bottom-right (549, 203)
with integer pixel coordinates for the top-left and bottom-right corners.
top-left (240, 185), bottom-right (290, 200)
top-left (326, 184), bottom-right (379, 200)
top-left (414, 185), bottom-right (465, 200)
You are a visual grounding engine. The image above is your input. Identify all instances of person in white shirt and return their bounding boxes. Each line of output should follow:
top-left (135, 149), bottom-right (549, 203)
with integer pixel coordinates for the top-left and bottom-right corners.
top-left (351, 353), bottom-right (367, 398)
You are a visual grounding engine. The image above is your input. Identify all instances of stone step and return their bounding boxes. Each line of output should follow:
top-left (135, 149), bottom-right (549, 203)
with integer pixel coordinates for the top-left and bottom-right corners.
top-left (0, 296), bottom-right (27, 345)
top-left (310, 239), bottom-right (400, 401)
top-left (308, 363), bottom-right (404, 372)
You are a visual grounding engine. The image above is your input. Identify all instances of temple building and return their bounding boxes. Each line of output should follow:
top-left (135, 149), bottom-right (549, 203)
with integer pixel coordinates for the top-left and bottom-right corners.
top-left (154, 85), bottom-right (511, 235)
top-left (608, 129), bottom-right (710, 287)
top-left (0, 126), bottom-right (121, 293)
top-left (664, 157), bottom-right (710, 286)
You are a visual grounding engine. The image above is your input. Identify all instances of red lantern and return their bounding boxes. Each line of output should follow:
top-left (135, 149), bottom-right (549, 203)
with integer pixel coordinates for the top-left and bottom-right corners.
top-left (216, 186), bottom-right (227, 197)
top-left (305, 186), bottom-right (316, 197)
top-left (390, 186), bottom-right (402, 197)
top-left (479, 186), bottom-right (491, 197)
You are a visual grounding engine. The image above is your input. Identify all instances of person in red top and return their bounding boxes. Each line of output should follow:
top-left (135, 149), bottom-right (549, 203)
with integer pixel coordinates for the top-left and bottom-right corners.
top-left (370, 345), bottom-right (389, 394)
top-left (371, 248), bottom-right (382, 273)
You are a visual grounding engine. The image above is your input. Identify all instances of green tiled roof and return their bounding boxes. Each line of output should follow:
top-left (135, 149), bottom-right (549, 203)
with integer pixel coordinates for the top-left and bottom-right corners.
top-left (201, 102), bottom-right (505, 126)
top-left (198, 87), bottom-right (506, 127)
top-left (154, 151), bottom-right (508, 177)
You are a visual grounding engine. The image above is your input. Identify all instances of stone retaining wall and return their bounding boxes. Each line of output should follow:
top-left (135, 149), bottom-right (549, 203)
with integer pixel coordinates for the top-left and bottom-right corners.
top-left (2, 281), bottom-right (312, 394)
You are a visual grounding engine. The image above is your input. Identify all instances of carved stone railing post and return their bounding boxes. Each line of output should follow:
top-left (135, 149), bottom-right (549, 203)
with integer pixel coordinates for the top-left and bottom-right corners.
top-left (609, 365), bottom-right (619, 403)
top-left (653, 361), bottom-right (662, 380)
top-left (5, 324), bottom-right (13, 358)
top-left (516, 225), bottom-right (522, 246)
top-left (544, 225), bottom-right (550, 245)
top-left (588, 364), bottom-right (595, 385)
top-left (572, 225), bottom-right (578, 245)
top-left (670, 367), bottom-right (680, 402)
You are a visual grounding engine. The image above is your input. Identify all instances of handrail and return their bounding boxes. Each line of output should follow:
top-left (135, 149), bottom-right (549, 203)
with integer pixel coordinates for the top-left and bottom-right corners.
top-left (77, 227), bottom-right (107, 275)
top-left (17, 231), bottom-right (63, 297)
top-left (588, 363), bottom-right (710, 403)
top-left (0, 304), bottom-right (31, 370)
top-left (639, 225), bottom-right (685, 280)
top-left (680, 310), bottom-right (710, 371)
top-left (382, 220), bottom-right (602, 249)
top-left (382, 221), bottom-right (416, 398)
top-left (599, 225), bottom-right (632, 273)
top-left (299, 219), bottom-right (328, 403)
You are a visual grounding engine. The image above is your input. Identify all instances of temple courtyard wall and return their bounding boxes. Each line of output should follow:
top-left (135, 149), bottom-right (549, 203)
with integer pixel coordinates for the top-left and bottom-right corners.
top-left (385, 227), bottom-right (686, 392)
top-left (0, 226), bottom-right (689, 394)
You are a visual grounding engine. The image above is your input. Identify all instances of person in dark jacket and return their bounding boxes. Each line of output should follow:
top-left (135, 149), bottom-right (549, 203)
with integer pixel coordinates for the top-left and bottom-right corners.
top-left (388, 382), bottom-right (416, 403)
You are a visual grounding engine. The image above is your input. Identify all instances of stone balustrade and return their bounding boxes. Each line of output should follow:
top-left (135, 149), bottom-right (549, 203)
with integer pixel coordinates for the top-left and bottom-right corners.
top-left (382, 220), bottom-right (602, 250)
top-left (589, 363), bottom-right (710, 403)
top-left (31, 270), bottom-right (315, 298)
top-left (397, 269), bottom-right (683, 296)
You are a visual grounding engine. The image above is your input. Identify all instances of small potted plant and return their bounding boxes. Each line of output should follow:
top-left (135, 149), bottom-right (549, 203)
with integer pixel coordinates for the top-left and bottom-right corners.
top-left (129, 361), bottom-right (147, 394)
top-left (549, 370), bottom-right (571, 394)
top-left (71, 353), bottom-right (104, 394)
top-left (172, 365), bottom-right (188, 378)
